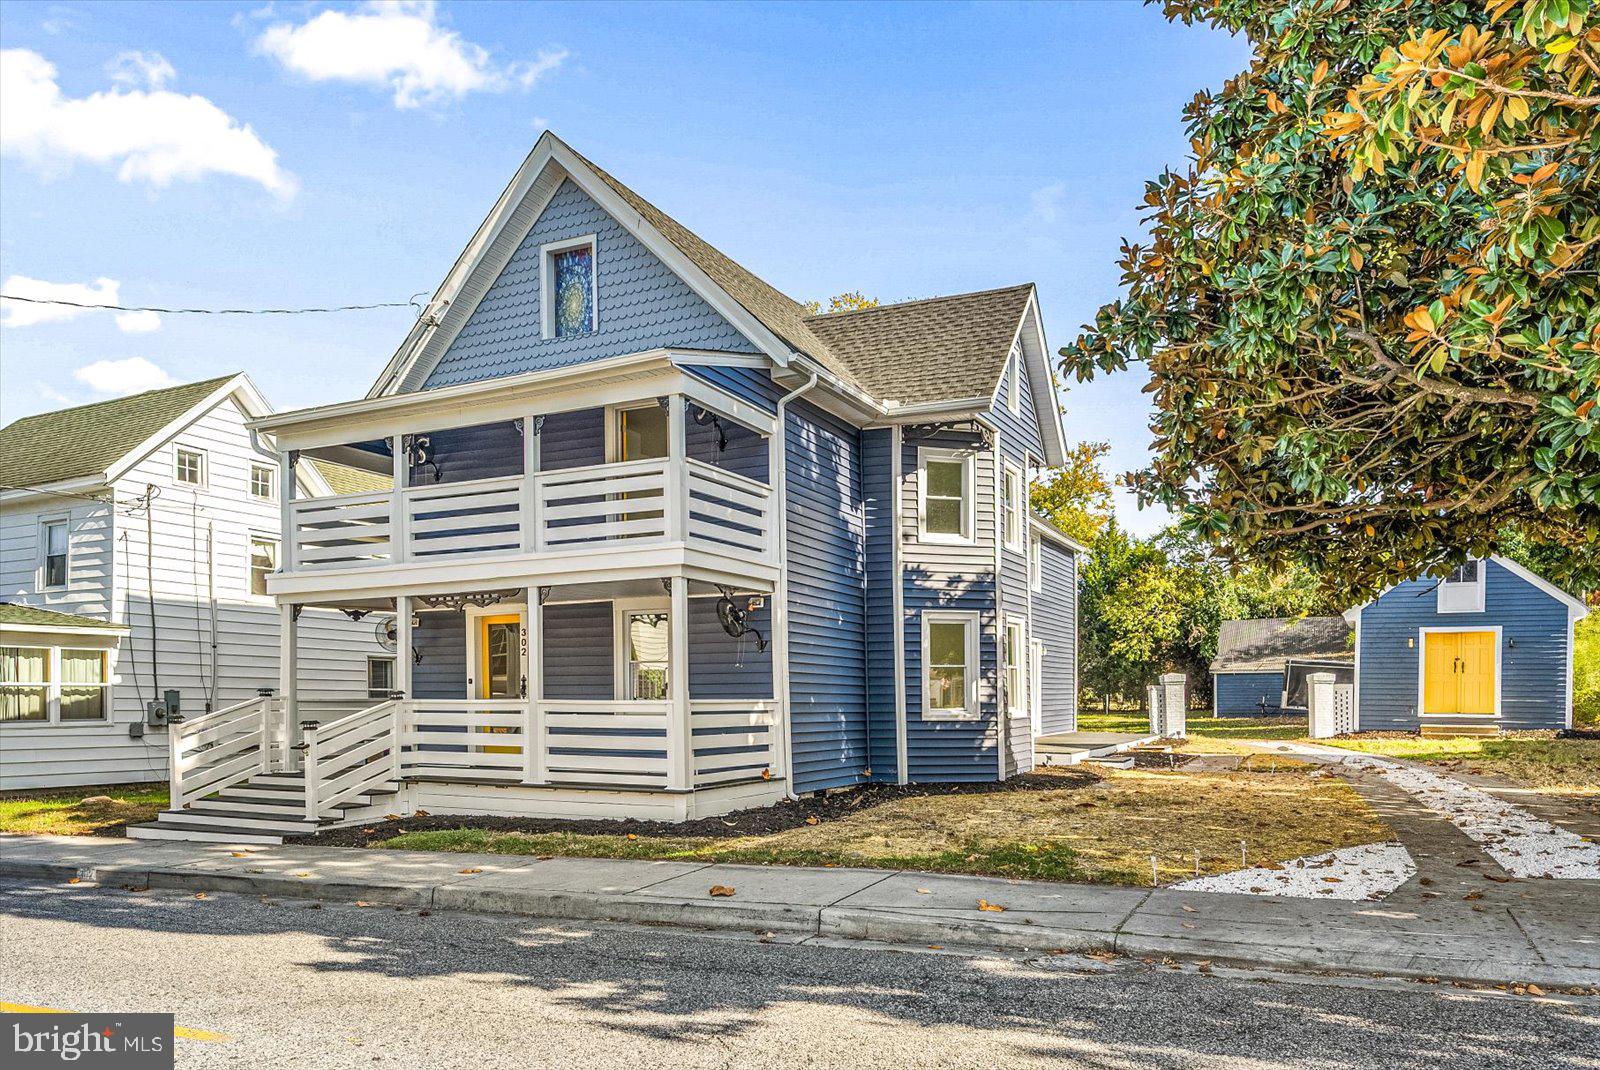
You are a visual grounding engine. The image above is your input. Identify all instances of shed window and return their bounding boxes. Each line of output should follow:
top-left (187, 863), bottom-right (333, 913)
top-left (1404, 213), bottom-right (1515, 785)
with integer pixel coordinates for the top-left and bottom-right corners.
top-left (0, 647), bottom-right (49, 723)
top-left (1438, 559), bottom-right (1486, 614)
top-left (923, 612), bottom-right (979, 720)
top-left (919, 449), bottom-right (973, 542)
top-left (176, 448), bottom-right (206, 486)
top-left (42, 520), bottom-right (68, 588)
top-left (249, 537), bottom-right (279, 597)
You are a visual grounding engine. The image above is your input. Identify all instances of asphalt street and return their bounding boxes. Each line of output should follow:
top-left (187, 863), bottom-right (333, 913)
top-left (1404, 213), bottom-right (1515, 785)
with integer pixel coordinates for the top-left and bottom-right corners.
top-left (0, 877), bottom-right (1594, 1069)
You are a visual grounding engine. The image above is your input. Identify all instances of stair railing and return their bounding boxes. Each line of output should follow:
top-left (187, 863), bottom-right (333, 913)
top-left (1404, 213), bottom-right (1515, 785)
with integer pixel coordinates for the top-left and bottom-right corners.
top-left (300, 699), bottom-right (400, 821)
top-left (167, 695), bottom-right (276, 810)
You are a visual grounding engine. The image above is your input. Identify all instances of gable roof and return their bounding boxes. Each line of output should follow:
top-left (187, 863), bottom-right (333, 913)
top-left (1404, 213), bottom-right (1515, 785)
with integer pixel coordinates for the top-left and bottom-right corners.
top-left (0, 375), bottom-right (241, 491)
top-left (1212, 616), bottom-right (1354, 673)
top-left (0, 603), bottom-right (127, 633)
top-left (1342, 555), bottom-right (1589, 625)
top-left (805, 285), bottom-right (1034, 406)
top-left (367, 133), bottom-right (1069, 463)
top-left (307, 458), bottom-right (391, 496)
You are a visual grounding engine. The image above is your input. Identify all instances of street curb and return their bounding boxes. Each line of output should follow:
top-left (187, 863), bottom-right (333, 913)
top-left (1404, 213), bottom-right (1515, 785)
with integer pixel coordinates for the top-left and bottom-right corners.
top-left (7, 859), bottom-right (1597, 990)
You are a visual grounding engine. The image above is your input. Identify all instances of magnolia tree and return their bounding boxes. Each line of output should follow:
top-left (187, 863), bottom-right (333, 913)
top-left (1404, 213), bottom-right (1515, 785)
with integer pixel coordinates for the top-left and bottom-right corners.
top-left (1062, 0), bottom-right (1599, 600)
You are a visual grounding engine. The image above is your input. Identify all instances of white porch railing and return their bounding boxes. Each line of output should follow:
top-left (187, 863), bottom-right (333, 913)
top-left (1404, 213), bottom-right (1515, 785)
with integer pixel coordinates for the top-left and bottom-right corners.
top-left (690, 700), bottom-right (780, 787)
top-left (405, 699), bottom-right (527, 781)
top-left (167, 695), bottom-right (282, 810)
top-left (302, 700), bottom-right (401, 820)
top-left (286, 458), bottom-right (773, 572)
top-left (539, 699), bottom-right (674, 789)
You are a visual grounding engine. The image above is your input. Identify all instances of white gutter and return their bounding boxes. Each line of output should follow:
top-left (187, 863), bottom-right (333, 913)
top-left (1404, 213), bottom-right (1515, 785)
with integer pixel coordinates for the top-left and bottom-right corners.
top-left (771, 371), bottom-right (819, 800)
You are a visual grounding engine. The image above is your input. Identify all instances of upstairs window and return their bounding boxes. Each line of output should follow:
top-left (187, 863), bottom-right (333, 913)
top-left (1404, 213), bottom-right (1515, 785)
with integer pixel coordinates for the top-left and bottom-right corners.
top-left (249, 536), bottom-right (279, 597)
top-left (42, 520), bottom-right (68, 588)
top-left (175, 447), bottom-right (206, 487)
top-left (1029, 537), bottom-right (1043, 591)
top-left (1006, 346), bottom-right (1021, 414)
top-left (1002, 463), bottom-right (1024, 551)
top-left (543, 237), bottom-right (597, 338)
top-left (1004, 620), bottom-right (1026, 717)
top-left (250, 464), bottom-right (276, 501)
top-left (919, 448), bottom-right (973, 542)
top-left (1438, 560), bottom-right (1486, 614)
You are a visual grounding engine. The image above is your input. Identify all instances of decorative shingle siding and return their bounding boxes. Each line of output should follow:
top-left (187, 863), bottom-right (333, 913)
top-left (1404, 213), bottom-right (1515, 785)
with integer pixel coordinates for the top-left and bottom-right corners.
top-left (785, 398), bottom-right (869, 792)
top-left (861, 428), bottom-right (898, 782)
top-left (424, 179), bottom-right (759, 389)
top-left (901, 430), bottom-right (999, 781)
top-left (1215, 671), bottom-right (1284, 716)
top-left (1356, 559), bottom-right (1572, 730)
top-left (1033, 538), bottom-right (1078, 735)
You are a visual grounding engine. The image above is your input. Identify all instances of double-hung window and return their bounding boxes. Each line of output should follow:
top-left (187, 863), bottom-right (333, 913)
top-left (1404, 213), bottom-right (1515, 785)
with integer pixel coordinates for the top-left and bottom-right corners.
top-left (0, 646), bottom-right (107, 723)
top-left (250, 464), bottom-right (276, 501)
top-left (923, 612), bottom-right (979, 720)
top-left (249, 536), bottom-right (279, 597)
top-left (919, 448), bottom-right (973, 542)
top-left (0, 646), bottom-right (50, 723)
top-left (1002, 463), bottom-right (1024, 552)
top-left (1029, 537), bottom-right (1043, 591)
top-left (41, 520), bottom-right (68, 588)
top-left (367, 656), bottom-right (396, 700)
top-left (175, 447), bottom-right (206, 487)
top-left (1004, 620), bottom-right (1026, 717)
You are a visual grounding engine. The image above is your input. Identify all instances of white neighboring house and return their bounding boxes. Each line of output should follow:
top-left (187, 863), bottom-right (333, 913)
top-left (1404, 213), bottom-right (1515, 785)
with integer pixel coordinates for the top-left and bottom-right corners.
top-left (0, 373), bottom-right (393, 790)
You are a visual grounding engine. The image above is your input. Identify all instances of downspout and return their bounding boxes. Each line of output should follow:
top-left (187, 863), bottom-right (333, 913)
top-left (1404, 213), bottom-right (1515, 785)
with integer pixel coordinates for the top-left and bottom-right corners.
top-left (771, 371), bottom-right (818, 801)
top-left (145, 483), bottom-right (160, 703)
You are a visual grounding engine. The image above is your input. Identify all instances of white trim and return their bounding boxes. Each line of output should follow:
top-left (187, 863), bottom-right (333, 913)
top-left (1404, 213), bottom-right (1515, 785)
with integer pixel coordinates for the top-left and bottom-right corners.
top-left (249, 463), bottom-right (277, 502)
top-left (0, 643), bottom-right (112, 726)
top-left (37, 514), bottom-right (69, 590)
top-left (921, 610), bottom-right (981, 721)
top-left (174, 445), bottom-right (208, 489)
top-left (890, 425), bottom-right (907, 784)
top-left (0, 622), bottom-right (128, 638)
top-left (1004, 618), bottom-right (1027, 720)
top-left (1029, 636), bottom-right (1045, 737)
top-left (1437, 560), bottom-right (1487, 614)
top-left (1416, 625), bottom-right (1503, 719)
top-left (1028, 536), bottom-right (1043, 592)
top-left (916, 446), bottom-right (975, 544)
top-left (1028, 515), bottom-right (1089, 554)
top-left (1001, 461), bottom-right (1025, 552)
top-left (539, 233), bottom-right (598, 340)
top-left (611, 597), bottom-right (671, 701)
top-left (465, 602), bottom-right (530, 700)
top-left (1565, 615), bottom-right (1575, 730)
top-left (246, 533), bottom-right (280, 602)
top-left (104, 374), bottom-right (270, 485)
top-left (992, 439), bottom-right (1005, 779)
top-left (366, 654), bottom-right (397, 700)
top-left (1351, 611), bottom-right (1363, 730)
top-left (1489, 555), bottom-right (1590, 622)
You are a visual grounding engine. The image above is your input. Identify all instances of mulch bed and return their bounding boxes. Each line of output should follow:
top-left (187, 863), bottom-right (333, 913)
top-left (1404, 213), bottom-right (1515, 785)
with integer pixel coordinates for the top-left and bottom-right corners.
top-left (310, 767), bottom-right (1102, 848)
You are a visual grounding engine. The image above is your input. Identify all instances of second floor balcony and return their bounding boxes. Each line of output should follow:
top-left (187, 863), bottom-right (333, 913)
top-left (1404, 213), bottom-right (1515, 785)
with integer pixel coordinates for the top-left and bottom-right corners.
top-left (253, 353), bottom-right (780, 601)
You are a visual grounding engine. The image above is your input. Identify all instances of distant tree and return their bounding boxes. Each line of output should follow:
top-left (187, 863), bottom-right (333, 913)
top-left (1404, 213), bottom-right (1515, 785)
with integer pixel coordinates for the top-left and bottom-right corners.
top-left (1060, 0), bottom-right (1598, 603)
top-left (804, 291), bottom-right (879, 315)
top-left (1031, 441), bottom-right (1116, 546)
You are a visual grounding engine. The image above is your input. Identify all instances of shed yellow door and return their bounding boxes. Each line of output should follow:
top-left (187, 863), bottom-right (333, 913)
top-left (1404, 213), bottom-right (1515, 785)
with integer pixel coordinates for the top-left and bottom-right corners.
top-left (1423, 631), bottom-right (1496, 715)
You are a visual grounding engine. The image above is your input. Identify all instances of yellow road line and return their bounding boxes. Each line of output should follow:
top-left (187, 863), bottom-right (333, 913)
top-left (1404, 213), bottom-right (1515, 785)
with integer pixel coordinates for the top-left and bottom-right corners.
top-left (1, 1001), bottom-right (231, 1042)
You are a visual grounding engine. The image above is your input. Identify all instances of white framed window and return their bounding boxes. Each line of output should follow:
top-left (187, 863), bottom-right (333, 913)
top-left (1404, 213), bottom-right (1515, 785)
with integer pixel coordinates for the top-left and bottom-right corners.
top-left (1002, 462), bottom-right (1025, 552)
top-left (1004, 619), bottom-right (1027, 718)
top-left (614, 604), bottom-right (671, 701)
top-left (250, 464), bottom-right (276, 501)
top-left (917, 447), bottom-right (974, 543)
top-left (175, 447), bottom-right (207, 487)
top-left (1029, 537), bottom-right (1043, 591)
top-left (922, 611), bottom-right (980, 720)
top-left (1438, 560), bottom-right (1486, 614)
top-left (0, 645), bottom-right (108, 724)
top-left (367, 656), bottom-right (396, 699)
top-left (540, 234), bottom-right (598, 339)
top-left (249, 536), bottom-right (279, 597)
top-left (41, 518), bottom-right (69, 589)
top-left (1006, 346), bottom-right (1021, 414)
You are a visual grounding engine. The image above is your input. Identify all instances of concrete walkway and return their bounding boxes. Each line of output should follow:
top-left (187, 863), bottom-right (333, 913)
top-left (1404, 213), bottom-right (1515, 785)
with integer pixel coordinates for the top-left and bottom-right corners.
top-left (3, 833), bottom-right (1594, 989)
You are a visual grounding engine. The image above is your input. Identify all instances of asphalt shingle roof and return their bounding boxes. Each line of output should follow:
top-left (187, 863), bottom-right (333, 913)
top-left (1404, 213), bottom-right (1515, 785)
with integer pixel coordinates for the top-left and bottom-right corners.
top-left (0, 375), bottom-right (237, 490)
top-left (0, 603), bottom-right (124, 630)
top-left (1212, 617), bottom-right (1355, 674)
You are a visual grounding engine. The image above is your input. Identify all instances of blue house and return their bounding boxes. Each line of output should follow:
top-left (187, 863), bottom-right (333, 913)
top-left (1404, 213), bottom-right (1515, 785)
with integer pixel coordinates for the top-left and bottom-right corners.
top-left (135, 133), bottom-right (1081, 842)
top-left (1211, 616), bottom-right (1353, 716)
top-left (1345, 557), bottom-right (1589, 733)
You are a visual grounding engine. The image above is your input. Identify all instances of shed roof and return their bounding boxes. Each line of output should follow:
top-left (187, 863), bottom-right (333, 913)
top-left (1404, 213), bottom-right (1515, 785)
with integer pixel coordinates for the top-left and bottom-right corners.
top-left (1212, 616), bottom-right (1353, 674)
top-left (0, 375), bottom-right (238, 490)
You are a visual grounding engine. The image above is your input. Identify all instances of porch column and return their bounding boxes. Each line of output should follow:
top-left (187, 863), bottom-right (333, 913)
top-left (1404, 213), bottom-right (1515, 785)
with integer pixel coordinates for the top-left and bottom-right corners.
top-left (522, 415), bottom-right (541, 553)
top-left (280, 450), bottom-right (296, 571)
top-left (279, 603), bottom-right (299, 764)
top-left (667, 577), bottom-right (692, 790)
top-left (395, 595), bottom-right (412, 698)
top-left (667, 395), bottom-right (688, 543)
top-left (391, 433), bottom-right (408, 563)
top-left (526, 586), bottom-right (546, 784)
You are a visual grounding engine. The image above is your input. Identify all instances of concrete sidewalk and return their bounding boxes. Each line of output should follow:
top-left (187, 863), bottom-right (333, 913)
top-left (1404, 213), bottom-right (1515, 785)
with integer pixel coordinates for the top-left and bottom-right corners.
top-left (2, 833), bottom-right (1595, 989)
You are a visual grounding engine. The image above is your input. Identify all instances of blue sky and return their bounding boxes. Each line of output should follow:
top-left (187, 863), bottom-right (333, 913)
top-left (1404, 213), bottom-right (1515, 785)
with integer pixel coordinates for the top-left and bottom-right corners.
top-left (0, 1), bottom-right (1249, 534)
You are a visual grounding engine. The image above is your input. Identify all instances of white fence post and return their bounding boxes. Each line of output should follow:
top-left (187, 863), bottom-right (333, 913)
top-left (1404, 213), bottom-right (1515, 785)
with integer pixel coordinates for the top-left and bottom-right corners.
top-left (1307, 672), bottom-right (1335, 738)
top-left (302, 723), bottom-right (321, 821)
top-left (1161, 673), bottom-right (1187, 738)
top-left (1146, 685), bottom-right (1163, 737)
top-left (167, 721), bottom-right (185, 810)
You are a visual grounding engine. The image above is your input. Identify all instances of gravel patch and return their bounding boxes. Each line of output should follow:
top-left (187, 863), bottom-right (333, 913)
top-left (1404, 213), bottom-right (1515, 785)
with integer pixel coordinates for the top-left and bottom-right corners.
top-left (1173, 842), bottom-right (1416, 900)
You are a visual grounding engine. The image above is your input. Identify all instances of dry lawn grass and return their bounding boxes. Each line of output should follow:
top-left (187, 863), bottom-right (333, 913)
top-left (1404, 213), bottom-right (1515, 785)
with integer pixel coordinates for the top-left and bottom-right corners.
top-left (1317, 736), bottom-right (1600, 797)
top-left (0, 786), bottom-right (167, 836)
top-left (383, 765), bottom-right (1388, 886)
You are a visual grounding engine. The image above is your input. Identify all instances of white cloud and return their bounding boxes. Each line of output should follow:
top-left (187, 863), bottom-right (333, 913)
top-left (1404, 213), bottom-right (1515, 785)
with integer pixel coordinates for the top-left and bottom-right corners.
top-left (0, 47), bottom-right (296, 197)
top-left (73, 357), bottom-right (176, 396)
top-left (1030, 181), bottom-right (1068, 224)
top-left (0, 274), bottom-right (119, 327)
top-left (107, 50), bottom-right (176, 90)
top-left (114, 309), bottom-right (163, 333)
top-left (257, 1), bottom-right (567, 108)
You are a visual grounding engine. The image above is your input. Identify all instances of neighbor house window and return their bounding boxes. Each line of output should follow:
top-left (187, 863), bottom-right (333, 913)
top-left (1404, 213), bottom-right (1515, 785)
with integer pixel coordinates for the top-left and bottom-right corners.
top-left (41, 520), bottom-right (68, 588)
top-left (1004, 620), bottom-right (1026, 717)
top-left (250, 464), bottom-right (276, 500)
top-left (1007, 346), bottom-right (1021, 414)
top-left (175, 447), bottom-right (206, 487)
top-left (1029, 537), bottom-right (1043, 591)
top-left (1002, 463), bottom-right (1024, 551)
top-left (919, 448), bottom-right (973, 542)
top-left (0, 646), bottom-right (49, 723)
top-left (58, 649), bottom-right (108, 721)
top-left (249, 537), bottom-right (278, 596)
top-left (923, 612), bottom-right (979, 720)
top-left (367, 656), bottom-right (396, 699)
top-left (1438, 560), bottom-right (1486, 614)
top-left (543, 237), bottom-right (597, 338)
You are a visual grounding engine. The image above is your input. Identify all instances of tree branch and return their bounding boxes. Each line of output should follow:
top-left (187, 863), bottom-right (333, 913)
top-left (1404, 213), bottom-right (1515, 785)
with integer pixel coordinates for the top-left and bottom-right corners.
top-left (1343, 328), bottom-right (1542, 409)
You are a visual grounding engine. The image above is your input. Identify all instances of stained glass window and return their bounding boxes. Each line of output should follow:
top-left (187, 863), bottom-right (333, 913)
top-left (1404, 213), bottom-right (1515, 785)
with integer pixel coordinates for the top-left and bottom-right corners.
top-left (552, 245), bottom-right (594, 337)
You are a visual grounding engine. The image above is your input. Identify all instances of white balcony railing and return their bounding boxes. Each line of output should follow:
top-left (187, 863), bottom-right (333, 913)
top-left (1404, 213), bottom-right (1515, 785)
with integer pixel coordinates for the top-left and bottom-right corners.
top-left (286, 458), bottom-right (771, 573)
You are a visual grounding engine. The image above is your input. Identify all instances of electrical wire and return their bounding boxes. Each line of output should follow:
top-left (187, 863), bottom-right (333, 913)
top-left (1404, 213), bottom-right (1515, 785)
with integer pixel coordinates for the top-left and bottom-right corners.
top-left (0, 293), bottom-right (423, 316)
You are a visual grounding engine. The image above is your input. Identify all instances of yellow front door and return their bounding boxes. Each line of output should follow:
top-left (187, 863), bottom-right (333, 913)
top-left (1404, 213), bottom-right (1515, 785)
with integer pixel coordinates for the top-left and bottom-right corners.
top-left (477, 614), bottom-right (522, 751)
top-left (1423, 631), bottom-right (1496, 715)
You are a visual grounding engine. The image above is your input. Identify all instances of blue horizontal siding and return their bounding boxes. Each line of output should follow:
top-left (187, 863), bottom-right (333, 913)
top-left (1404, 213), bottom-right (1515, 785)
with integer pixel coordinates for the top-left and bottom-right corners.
top-left (681, 365), bottom-right (783, 414)
top-left (1033, 539), bottom-right (1077, 734)
top-left (1215, 672), bottom-right (1285, 716)
top-left (861, 428), bottom-right (897, 782)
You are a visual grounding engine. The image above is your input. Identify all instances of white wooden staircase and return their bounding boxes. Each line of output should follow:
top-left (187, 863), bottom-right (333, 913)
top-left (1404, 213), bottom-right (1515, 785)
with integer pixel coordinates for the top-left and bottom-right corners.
top-left (128, 695), bottom-right (404, 845)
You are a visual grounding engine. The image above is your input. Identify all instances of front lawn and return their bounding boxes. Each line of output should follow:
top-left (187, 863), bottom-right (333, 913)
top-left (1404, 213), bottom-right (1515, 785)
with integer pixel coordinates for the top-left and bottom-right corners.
top-left (0, 785), bottom-right (167, 836)
top-left (1078, 710), bottom-right (1309, 755)
top-left (354, 765), bottom-right (1387, 886)
top-left (1314, 736), bottom-right (1600, 796)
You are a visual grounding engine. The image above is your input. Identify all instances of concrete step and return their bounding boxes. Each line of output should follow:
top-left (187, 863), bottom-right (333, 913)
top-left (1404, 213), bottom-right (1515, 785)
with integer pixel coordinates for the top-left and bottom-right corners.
top-left (1081, 755), bottom-right (1136, 769)
top-left (126, 822), bottom-right (285, 845)
top-left (1421, 723), bottom-right (1500, 738)
top-left (154, 808), bottom-right (321, 835)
